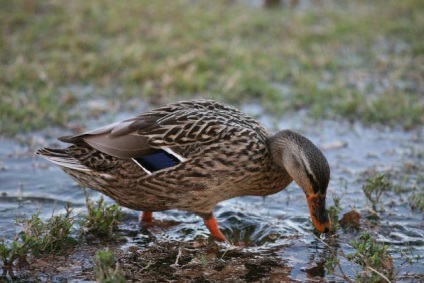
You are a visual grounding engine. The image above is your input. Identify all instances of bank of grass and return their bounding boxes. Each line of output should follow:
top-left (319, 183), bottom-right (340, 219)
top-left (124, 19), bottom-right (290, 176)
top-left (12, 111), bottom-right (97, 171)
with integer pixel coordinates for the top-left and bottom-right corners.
top-left (0, 205), bottom-right (76, 277)
top-left (1, 0), bottom-right (423, 134)
top-left (0, 199), bottom-right (122, 278)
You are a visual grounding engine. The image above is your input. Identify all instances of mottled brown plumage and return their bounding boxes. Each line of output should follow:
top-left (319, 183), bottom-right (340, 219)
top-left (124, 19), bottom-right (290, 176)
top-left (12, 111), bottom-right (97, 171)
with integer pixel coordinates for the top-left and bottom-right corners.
top-left (36, 100), bottom-right (331, 242)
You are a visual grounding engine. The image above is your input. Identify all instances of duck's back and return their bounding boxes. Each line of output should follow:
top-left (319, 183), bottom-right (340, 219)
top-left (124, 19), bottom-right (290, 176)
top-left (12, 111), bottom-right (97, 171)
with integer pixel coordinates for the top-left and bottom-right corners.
top-left (36, 100), bottom-right (290, 213)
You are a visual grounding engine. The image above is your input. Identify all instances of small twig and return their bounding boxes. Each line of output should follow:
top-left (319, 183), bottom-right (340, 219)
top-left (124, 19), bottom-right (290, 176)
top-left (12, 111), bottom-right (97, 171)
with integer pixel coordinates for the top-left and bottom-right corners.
top-left (140, 260), bottom-right (153, 272)
top-left (330, 272), bottom-right (355, 283)
top-left (367, 266), bottom-right (392, 283)
top-left (220, 247), bottom-right (231, 260)
top-left (171, 248), bottom-right (182, 268)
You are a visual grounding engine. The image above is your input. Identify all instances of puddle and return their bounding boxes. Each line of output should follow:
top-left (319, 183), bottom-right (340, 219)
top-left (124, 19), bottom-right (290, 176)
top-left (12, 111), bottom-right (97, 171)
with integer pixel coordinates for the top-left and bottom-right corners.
top-left (0, 107), bottom-right (423, 282)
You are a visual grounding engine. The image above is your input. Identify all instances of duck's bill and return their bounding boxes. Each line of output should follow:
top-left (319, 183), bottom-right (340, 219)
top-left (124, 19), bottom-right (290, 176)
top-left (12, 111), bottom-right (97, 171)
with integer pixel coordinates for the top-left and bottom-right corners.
top-left (306, 193), bottom-right (331, 233)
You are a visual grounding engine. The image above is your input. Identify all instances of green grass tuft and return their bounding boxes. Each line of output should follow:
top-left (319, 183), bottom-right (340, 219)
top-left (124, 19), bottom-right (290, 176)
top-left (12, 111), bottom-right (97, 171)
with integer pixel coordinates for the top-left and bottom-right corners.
top-left (80, 196), bottom-right (122, 239)
top-left (348, 232), bottom-right (393, 283)
top-left (327, 194), bottom-right (342, 232)
top-left (362, 174), bottom-right (392, 213)
top-left (94, 249), bottom-right (125, 283)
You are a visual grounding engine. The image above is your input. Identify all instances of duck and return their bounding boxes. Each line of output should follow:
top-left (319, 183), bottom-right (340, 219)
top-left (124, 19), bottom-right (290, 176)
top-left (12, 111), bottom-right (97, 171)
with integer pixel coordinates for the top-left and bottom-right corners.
top-left (36, 100), bottom-right (331, 242)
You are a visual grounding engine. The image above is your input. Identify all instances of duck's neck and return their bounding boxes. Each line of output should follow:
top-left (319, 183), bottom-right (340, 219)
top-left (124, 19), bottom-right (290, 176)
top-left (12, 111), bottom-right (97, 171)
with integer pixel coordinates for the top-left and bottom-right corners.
top-left (270, 130), bottom-right (332, 233)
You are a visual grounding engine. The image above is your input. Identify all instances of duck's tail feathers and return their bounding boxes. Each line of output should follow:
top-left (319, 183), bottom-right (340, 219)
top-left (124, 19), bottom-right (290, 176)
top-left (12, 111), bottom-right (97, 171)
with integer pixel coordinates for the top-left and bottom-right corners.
top-left (35, 148), bottom-right (92, 172)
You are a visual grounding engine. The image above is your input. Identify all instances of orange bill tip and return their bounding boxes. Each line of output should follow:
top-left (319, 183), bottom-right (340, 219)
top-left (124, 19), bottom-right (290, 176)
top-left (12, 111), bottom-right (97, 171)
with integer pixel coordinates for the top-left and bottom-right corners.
top-left (306, 194), bottom-right (331, 233)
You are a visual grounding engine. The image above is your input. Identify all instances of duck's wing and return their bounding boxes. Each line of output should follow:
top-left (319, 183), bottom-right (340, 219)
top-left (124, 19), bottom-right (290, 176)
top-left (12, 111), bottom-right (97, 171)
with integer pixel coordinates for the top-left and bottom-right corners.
top-left (59, 100), bottom-right (262, 160)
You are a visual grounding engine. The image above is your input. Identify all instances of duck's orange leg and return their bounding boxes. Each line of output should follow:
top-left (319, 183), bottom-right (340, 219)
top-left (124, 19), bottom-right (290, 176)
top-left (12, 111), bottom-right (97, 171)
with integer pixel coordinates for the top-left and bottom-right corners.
top-left (141, 211), bottom-right (153, 223)
top-left (203, 216), bottom-right (227, 242)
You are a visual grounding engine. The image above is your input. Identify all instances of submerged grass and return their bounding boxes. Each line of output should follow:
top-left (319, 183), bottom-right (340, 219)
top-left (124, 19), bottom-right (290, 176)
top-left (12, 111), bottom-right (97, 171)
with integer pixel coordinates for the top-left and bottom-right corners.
top-left (1, 0), bottom-right (423, 134)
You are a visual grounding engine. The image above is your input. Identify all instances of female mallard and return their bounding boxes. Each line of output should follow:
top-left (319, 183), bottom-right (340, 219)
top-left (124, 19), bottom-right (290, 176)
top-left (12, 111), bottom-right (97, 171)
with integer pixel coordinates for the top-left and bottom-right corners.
top-left (36, 100), bottom-right (331, 241)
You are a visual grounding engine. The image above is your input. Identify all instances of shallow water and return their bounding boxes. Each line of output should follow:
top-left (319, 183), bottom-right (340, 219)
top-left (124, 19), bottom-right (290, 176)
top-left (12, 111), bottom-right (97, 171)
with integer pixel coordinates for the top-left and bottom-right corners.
top-left (0, 109), bottom-right (423, 281)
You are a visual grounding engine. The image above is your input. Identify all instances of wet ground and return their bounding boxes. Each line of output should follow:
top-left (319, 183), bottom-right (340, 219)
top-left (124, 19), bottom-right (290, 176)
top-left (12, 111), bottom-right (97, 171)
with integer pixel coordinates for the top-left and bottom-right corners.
top-left (0, 103), bottom-right (423, 282)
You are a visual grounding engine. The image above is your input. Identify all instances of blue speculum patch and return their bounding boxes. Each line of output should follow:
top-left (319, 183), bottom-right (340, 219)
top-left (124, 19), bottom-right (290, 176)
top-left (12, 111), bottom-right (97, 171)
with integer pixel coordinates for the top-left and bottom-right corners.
top-left (134, 150), bottom-right (181, 172)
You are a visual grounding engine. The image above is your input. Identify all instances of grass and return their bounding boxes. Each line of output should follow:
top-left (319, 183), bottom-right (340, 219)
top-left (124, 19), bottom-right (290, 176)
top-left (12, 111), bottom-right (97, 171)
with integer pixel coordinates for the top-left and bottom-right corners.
top-left (408, 168), bottom-right (424, 211)
top-left (0, 198), bottom-right (122, 278)
top-left (1, 0), bottom-right (423, 135)
top-left (94, 249), bottom-right (125, 283)
top-left (359, 164), bottom-right (424, 213)
top-left (348, 232), bottom-right (393, 283)
top-left (327, 194), bottom-right (342, 232)
top-left (323, 167), bottom-right (423, 281)
top-left (362, 174), bottom-right (392, 213)
top-left (0, 205), bottom-right (76, 277)
top-left (80, 196), bottom-right (122, 239)
top-left (325, 232), bottom-right (394, 283)
top-left (409, 189), bottom-right (424, 211)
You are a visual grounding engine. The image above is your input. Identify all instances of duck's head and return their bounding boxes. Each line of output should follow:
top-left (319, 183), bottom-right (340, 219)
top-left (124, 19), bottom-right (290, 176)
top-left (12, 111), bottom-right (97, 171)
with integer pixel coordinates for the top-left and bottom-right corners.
top-left (270, 130), bottom-right (331, 234)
